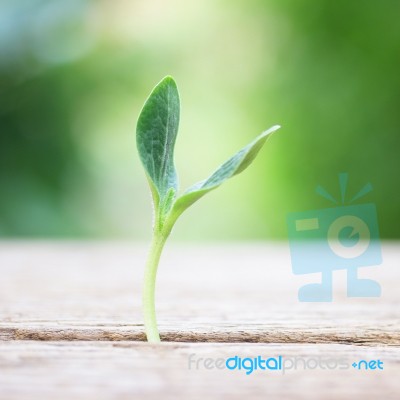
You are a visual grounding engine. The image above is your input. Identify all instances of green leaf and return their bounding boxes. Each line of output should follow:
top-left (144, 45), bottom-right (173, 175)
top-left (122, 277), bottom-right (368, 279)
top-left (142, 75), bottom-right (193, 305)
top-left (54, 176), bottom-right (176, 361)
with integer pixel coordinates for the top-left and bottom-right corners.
top-left (169, 125), bottom-right (281, 222)
top-left (136, 76), bottom-right (180, 207)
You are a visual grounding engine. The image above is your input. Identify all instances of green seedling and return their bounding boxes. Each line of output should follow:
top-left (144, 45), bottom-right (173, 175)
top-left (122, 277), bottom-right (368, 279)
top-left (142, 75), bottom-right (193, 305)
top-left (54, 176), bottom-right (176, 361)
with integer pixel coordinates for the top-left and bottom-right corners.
top-left (136, 76), bottom-right (280, 342)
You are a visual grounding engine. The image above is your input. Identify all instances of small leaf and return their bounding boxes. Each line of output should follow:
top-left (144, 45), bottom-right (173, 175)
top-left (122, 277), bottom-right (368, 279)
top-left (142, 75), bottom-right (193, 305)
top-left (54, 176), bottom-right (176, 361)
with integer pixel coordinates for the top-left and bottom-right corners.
top-left (136, 76), bottom-right (180, 207)
top-left (170, 125), bottom-right (281, 221)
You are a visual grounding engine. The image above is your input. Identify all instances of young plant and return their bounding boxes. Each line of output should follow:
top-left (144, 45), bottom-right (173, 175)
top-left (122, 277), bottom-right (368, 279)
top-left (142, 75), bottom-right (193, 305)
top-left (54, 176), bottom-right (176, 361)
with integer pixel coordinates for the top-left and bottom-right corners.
top-left (136, 76), bottom-right (280, 343)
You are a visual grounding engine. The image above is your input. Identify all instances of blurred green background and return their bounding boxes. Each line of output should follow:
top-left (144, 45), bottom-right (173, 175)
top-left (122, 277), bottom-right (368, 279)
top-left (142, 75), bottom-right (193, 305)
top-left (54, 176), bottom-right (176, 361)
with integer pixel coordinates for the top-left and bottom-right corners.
top-left (1, 0), bottom-right (399, 240)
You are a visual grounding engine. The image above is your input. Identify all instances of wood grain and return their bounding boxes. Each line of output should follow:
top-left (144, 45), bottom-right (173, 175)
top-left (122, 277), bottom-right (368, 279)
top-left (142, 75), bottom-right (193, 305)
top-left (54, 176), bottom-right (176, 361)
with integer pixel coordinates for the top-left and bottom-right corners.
top-left (0, 241), bottom-right (399, 399)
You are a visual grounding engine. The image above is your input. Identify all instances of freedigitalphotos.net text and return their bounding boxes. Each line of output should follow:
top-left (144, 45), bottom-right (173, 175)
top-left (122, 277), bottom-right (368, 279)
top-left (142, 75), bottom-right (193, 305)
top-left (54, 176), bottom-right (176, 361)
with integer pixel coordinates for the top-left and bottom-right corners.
top-left (188, 354), bottom-right (384, 375)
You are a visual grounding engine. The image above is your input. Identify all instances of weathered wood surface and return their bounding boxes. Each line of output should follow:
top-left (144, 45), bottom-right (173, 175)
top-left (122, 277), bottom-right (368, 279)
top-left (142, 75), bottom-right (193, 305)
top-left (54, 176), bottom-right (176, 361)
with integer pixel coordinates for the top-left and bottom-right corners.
top-left (0, 241), bottom-right (399, 399)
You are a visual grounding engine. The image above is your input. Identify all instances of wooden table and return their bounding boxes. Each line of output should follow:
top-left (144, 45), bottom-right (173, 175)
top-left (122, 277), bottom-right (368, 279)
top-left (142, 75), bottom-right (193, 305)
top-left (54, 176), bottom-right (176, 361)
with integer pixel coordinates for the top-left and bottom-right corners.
top-left (0, 241), bottom-right (399, 399)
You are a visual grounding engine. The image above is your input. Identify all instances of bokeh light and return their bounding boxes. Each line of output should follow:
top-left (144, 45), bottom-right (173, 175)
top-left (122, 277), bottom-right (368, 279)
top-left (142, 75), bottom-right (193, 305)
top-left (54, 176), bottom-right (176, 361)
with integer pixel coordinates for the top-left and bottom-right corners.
top-left (1, 0), bottom-right (399, 239)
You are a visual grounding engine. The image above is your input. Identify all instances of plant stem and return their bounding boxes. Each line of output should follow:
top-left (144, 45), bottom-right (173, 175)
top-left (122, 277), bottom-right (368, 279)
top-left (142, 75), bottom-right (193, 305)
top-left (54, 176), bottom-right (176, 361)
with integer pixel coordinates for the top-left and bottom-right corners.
top-left (142, 229), bottom-right (168, 343)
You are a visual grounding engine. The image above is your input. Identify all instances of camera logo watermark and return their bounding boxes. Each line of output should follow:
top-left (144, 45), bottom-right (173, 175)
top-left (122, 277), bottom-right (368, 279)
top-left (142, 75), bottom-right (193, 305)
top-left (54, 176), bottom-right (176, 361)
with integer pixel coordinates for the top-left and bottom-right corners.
top-left (287, 173), bottom-right (381, 302)
top-left (188, 354), bottom-right (384, 375)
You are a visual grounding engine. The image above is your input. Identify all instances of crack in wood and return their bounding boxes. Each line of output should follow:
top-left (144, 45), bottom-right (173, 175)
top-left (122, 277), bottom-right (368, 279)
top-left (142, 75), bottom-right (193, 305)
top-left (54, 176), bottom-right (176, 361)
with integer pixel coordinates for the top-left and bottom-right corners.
top-left (1, 326), bottom-right (398, 346)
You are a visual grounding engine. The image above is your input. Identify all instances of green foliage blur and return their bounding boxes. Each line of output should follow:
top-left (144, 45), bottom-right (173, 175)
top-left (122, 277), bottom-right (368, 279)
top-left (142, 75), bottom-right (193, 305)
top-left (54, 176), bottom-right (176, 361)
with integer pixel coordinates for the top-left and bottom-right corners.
top-left (1, 0), bottom-right (399, 239)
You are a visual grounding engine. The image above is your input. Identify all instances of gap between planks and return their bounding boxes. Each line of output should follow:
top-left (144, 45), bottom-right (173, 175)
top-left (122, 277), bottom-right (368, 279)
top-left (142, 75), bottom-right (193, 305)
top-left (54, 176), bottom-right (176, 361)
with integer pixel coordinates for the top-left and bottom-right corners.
top-left (1, 324), bottom-right (399, 346)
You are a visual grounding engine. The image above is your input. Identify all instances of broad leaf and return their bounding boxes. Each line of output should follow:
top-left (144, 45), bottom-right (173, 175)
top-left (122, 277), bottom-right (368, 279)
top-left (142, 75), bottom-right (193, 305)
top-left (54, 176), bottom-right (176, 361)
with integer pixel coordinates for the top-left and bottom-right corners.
top-left (169, 125), bottom-right (281, 222)
top-left (136, 76), bottom-right (180, 207)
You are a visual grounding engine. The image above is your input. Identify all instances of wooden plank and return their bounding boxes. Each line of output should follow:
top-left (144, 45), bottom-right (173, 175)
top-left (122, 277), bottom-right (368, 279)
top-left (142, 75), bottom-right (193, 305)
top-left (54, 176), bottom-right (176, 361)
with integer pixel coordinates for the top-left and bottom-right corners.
top-left (0, 242), bottom-right (398, 344)
top-left (0, 341), bottom-right (399, 400)
top-left (0, 241), bottom-right (399, 399)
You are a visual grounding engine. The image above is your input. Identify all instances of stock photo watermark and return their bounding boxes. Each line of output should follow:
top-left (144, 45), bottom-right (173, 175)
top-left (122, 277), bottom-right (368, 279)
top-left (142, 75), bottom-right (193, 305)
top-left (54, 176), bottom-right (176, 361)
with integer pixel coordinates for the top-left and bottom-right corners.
top-left (287, 173), bottom-right (382, 302)
top-left (188, 354), bottom-right (384, 375)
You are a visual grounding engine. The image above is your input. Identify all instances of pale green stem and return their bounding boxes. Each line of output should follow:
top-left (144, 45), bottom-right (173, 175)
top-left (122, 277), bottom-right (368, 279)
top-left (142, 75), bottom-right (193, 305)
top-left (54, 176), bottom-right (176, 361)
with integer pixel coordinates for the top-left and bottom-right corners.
top-left (142, 228), bottom-right (168, 343)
